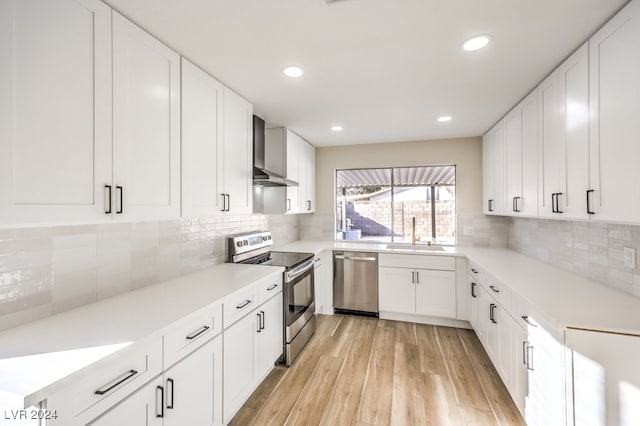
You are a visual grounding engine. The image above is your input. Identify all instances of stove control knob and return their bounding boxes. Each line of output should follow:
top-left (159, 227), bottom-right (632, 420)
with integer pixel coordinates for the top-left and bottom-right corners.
top-left (236, 241), bottom-right (242, 248)
top-left (243, 240), bottom-right (249, 246)
top-left (262, 236), bottom-right (267, 241)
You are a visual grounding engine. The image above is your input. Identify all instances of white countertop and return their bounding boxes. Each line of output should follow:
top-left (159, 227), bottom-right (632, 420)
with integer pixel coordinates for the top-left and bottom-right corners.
top-left (0, 263), bottom-right (284, 409)
top-left (277, 241), bottom-right (640, 335)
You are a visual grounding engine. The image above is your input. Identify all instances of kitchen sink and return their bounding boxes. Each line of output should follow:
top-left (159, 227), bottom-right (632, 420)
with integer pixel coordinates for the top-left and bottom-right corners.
top-left (385, 244), bottom-right (445, 252)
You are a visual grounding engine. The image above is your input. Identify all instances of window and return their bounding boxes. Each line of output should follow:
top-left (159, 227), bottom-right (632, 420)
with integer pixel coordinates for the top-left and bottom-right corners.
top-left (336, 165), bottom-right (456, 244)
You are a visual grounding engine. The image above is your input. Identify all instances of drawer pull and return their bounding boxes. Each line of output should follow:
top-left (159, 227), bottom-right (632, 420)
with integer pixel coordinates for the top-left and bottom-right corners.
top-left (266, 284), bottom-right (278, 291)
top-left (521, 315), bottom-right (538, 328)
top-left (185, 325), bottom-right (210, 340)
top-left (489, 304), bottom-right (497, 324)
top-left (236, 299), bottom-right (252, 309)
top-left (470, 282), bottom-right (477, 298)
top-left (471, 268), bottom-right (478, 274)
top-left (94, 369), bottom-right (138, 395)
top-left (489, 285), bottom-right (500, 293)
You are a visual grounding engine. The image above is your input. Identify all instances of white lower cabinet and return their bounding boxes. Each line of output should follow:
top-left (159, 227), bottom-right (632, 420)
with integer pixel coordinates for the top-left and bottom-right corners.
top-left (223, 294), bottom-right (283, 423)
top-left (566, 329), bottom-right (640, 426)
top-left (314, 251), bottom-right (333, 315)
top-left (90, 335), bottom-right (222, 426)
top-left (378, 254), bottom-right (456, 319)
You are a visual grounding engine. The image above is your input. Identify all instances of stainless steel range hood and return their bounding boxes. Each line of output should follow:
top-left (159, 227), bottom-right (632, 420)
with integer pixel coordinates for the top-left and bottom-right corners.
top-left (253, 115), bottom-right (298, 186)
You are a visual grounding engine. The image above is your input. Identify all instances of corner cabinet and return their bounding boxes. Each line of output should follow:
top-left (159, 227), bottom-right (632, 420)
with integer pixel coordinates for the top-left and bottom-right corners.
top-left (483, 121), bottom-right (506, 215)
top-left (0, 0), bottom-right (113, 225)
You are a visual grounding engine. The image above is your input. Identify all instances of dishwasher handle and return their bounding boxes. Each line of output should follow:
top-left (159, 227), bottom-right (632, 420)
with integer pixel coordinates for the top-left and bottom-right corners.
top-left (334, 255), bottom-right (377, 261)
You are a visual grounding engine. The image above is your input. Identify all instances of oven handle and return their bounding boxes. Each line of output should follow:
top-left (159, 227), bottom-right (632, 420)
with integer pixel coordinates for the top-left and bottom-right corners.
top-left (285, 257), bottom-right (315, 282)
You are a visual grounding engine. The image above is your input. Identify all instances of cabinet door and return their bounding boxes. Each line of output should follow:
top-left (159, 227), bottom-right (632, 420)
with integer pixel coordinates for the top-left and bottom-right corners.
top-left (300, 141), bottom-right (315, 213)
top-left (112, 12), bottom-right (181, 221)
top-left (378, 267), bottom-right (414, 314)
top-left (286, 130), bottom-right (300, 182)
top-left (480, 288), bottom-right (498, 363)
top-left (89, 376), bottom-right (163, 426)
top-left (559, 43), bottom-right (590, 220)
top-left (511, 324), bottom-right (529, 416)
top-left (520, 91), bottom-right (538, 216)
top-left (566, 329), bottom-right (640, 426)
top-left (505, 108), bottom-right (523, 216)
top-left (495, 307), bottom-right (513, 391)
top-left (307, 143), bottom-right (316, 213)
top-left (492, 121), bottom-right (507, 215)
top-left (0, 0), bottom-right (112, 225)
top-left (257, 294), bottom-right (283, 380)
top-left (223, 309), bottom-right (259, 423)
top-left (414, 269), bottom-right (456, 318)
top-left (538, 70), bottom-right (564, 218)
top-left (164, 336), bottom-right (223, 426)
top-left (222, 88), bottom-right (253, 214)
top-left (469, 279), bottom-right (480, 331)
top-left (181, 58), bottom-right (224, 217)
top-left (589, 0), bottom-right (640, 223)
top-left (286, 186), bottom-right (300, 214)
top-left (527, 326), bottom-right (565, 425)
top-left (482, 132), bottom-right (495, 214)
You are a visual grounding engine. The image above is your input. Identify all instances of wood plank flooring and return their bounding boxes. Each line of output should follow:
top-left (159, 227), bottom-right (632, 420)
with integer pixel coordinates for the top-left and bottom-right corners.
top-left (229, 315), bottom-right (524, 426)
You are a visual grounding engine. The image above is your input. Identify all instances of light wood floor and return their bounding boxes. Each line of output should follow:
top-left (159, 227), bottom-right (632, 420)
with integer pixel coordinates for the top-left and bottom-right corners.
top-left (229, 315), bottom-right (525, 426)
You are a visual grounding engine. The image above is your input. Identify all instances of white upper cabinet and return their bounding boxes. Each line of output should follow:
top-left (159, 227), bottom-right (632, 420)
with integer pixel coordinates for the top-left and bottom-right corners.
top-left (286, 130), bottom-right (300, 183)
top-left (505, 92), bottom-right (538, 216)
top-left (181, 58), bottom-right (224, 217)
top-left (299, 141), bottom-right (316, 213)
top-left (112, 12), bottom-right (181, 221)
top-left (537, 70), bottom-right (564, 218)
top-left (589, 0), bottom-right (640, 223)
top-left (222, 88), bottom-right (253, 214)
top-left (559, 43), bottom-right (590, 220)
top-left (484, 122), bottom-right (506, 215)
top-left (0, 0), bottom-right (113, 225)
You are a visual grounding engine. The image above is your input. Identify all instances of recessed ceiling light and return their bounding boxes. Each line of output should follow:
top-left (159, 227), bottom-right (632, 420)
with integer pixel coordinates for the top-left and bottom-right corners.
top-left (437, 116), bottom-right (453, 122)
top-left (331, 125), bottom-right (343, 132)
top-left (283, 66), bottom-right (304, 77)
top-left (462, 35), bottom-right (491, 51)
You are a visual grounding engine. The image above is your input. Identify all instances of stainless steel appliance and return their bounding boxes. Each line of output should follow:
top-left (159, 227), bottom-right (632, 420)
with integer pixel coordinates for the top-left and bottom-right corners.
top-left (228, 231), bottom-right (315, 366)
top-left (253, 115), bottom-right (297, 187)
top-left (333, 251), bottom-right (379, 316)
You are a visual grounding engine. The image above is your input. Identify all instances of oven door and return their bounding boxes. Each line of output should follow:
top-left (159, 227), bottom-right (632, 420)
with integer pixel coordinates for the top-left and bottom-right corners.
top-left (284, 257), bottom-right (315, 343)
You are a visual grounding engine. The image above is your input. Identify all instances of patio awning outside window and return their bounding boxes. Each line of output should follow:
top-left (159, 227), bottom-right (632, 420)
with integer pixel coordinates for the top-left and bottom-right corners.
top-left (336, 166), bottom-right (455, 188)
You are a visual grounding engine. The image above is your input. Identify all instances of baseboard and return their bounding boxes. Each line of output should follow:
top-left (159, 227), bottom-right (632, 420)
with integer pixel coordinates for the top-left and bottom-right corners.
top-left (379, 311), bottom-right (473, 329)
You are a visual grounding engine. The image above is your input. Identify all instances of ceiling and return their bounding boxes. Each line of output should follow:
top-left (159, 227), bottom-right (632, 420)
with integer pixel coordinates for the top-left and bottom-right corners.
top-left (103, 0), bottom-right (628, 147)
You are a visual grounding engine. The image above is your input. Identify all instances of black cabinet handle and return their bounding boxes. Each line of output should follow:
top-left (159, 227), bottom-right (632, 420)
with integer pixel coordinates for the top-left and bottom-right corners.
top-left (95, 369), bottom-right (138, 395)
top-left (471, 282), bottom-right (477, 298)
top-left (527, 345), bottom-right (535, 371)
top-left (471, 268), bottom-right (478, 274)
top-left (156, 385), bottom-right (164, 418)
top-left (260, 310), bottom-right (265, 330)
top-left (166, 378), bottom-right (174, 409)
top-left (287, 198), bottom-right (291, 211)
top-left (266, 284), bottom-right (278, 291)
top-left (104, 185), bottom-right (112, 214)
top-left (513, 196), bottom-right (521, 212)
top-left (587, 189), bottom-right (595, 215)
top-left (489, 303), bottom-right (497, 324)
top-left (488, 199), bottom-right (494, 212)
top-left (521, 315), bottom-right (538, 328)
top-left (522, 341), bottom-right (528, 365)
top-left (236, 299), bottom-right (252, 309)
top-left (220, 194), bottom-right (226, 212)
top-left (556, 193), bottom-right (563, 214)
top-left (489, 285), bottom-right (500, 293)
top-left (551, 193), bottom-right (557, 213)
top-left (256, 312), bottom-right (262, 332)
top-left (225, 194), bottom-right (230, 211)
top-left (116, 186), bottom-right (123, 214)
top-left (512, 197), bottom-right (516, 212)
top-left (185, 325), bottom-right (210, 340)
top-left (307, 200), bottom-right (312, 211)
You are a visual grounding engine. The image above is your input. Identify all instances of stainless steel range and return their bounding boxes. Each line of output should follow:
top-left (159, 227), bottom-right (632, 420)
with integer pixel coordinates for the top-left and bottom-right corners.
top-left (228, 231), bottom-right (315, 366)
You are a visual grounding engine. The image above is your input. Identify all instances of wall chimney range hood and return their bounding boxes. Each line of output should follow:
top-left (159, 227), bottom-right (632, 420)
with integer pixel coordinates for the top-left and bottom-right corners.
top-left (253, 115), bottom-right (298, 187)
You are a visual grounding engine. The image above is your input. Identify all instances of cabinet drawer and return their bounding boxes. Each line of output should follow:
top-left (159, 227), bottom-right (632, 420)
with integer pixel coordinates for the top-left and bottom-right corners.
top-left (378, 253), bottom-right (455, 270)
top-left (47, 336), bottom-right (162, 424)
top-left (163, 303), bottom-right (222, 369)
top-left (483, 274), bottom-right (512, 313)
top-left (468, 261), bottom-right (486, 285)
top-left (258, 275), bottom-right (283, 304)
top-left (223, 287), bottom-right (259, 329)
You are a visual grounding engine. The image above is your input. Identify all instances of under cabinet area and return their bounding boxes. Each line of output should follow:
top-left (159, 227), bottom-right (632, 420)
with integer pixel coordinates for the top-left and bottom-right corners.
top-left (378, 254), bottom-right (456, 320)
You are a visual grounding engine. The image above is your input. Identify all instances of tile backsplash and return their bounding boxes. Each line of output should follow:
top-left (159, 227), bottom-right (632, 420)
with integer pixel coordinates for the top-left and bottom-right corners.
top-left (0, 214), bottom-right (299, 331)
top-left (508, 217), bottom-right (640, 299)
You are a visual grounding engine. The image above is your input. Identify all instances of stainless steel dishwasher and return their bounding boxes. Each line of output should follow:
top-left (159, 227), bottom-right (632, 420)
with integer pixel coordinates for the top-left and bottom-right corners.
top-left (333, 251), bottom-right (378, 316)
